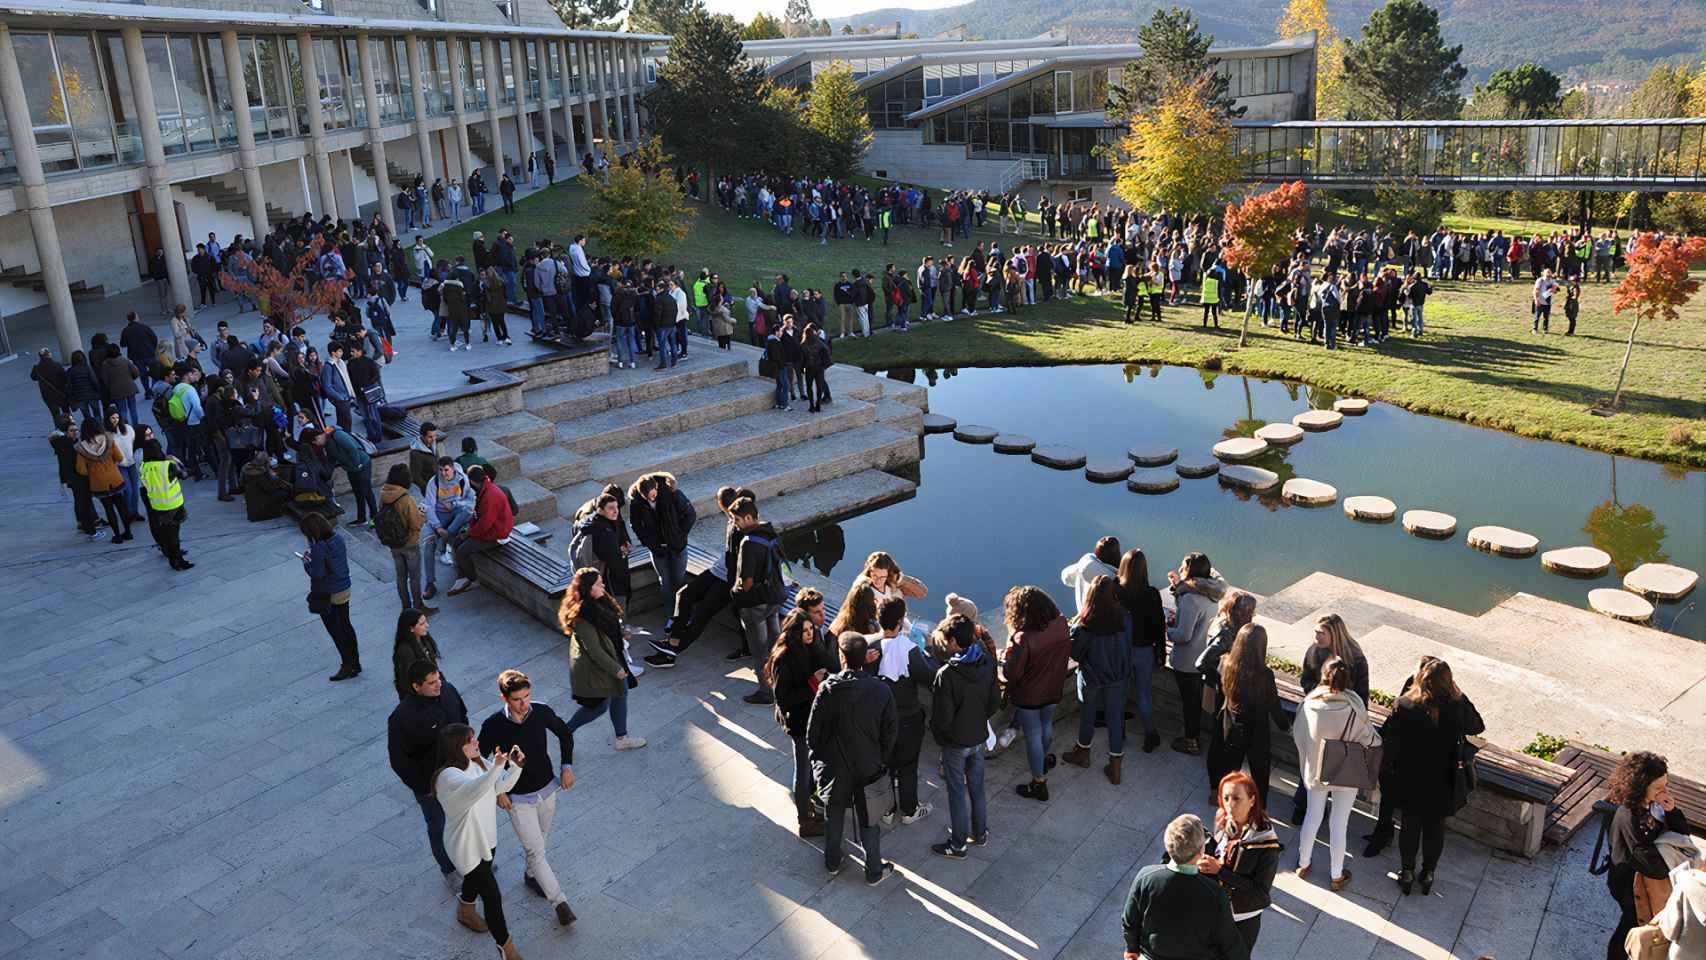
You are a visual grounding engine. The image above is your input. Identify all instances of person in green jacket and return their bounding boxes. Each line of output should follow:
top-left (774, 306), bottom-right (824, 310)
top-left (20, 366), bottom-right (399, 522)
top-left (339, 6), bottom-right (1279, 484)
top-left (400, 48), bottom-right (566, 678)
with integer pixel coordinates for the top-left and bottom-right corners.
top-left (323, 426), bottom-right (377, 526)
top-left (691, 270), bottom-right (711, 334)
top-left (1123, 814), bottom-right (1249, 960)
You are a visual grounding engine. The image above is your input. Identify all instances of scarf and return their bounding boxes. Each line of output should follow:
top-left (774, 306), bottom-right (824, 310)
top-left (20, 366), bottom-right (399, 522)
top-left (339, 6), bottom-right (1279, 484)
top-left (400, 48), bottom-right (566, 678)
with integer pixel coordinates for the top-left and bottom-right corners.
top-left (948, 641), bottom-right (986, 668)
top-left (583, 596), bottom-right (624, 648)
top-left (75, 434), bottom-right (110, 460)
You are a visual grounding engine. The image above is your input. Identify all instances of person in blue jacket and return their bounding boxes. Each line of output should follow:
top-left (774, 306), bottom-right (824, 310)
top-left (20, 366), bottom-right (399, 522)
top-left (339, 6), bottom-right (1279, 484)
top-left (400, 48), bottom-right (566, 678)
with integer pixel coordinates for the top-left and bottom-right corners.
top-left (301, 511), bottom-right (361, 681)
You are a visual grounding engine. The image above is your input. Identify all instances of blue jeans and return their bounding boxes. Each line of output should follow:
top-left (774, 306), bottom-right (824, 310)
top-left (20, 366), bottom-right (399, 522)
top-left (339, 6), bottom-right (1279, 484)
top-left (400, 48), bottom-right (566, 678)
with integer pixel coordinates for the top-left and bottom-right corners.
top-left (1409, 304), bottom-right (1425, 336)
top-left (116, 394), bottom-right (139, 429)
top-left (652, 548), bottom-right (687, 610)
top-left (502, 269), bottom-right (517, 304)
top-left (528, 298), bottom-right (545, 335)
top-left (1324, 309), bottom-right (1339, 350)
top-left (565, 694), bottom-right (628, 738)
top-left (423, 505), bottom-right (472, 588)
top-left (654, 326), bottom-right (677, 369)
top-left (472, 193), bottom-right (486, 214)
top-left (120, 462), bottom-right (140, 518)
top-left (774, 366), bottom-right (792, 408)
top-left (450, 200), bottom-right (462, 222)
top-left (404, 207), bottom-right (417, 230)
top-left (416, 794), bottom-right (456, 875)
top-left (939, 744), bottom-right (987, 848)
top-left (614, 325), bottom-right (637, 366)
top-left (1128, 651), bottom-right (1157, 737)
top-left (359, 397), bottom-right (384, 444)
top-left (1016, 704), bottom-right (1057, 780)
top-left (1076, 678), bottom-right (1128, 756)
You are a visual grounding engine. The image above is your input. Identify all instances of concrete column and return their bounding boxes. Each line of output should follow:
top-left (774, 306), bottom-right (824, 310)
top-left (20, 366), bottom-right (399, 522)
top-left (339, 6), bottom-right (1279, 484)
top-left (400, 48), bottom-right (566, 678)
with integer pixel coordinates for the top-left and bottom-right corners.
top-left (297, 32), bottom-right (339, 216)
top-left (574, 41), bottom-right (595, 159)
top-left (446, 37), bottom-right (475, 184)
top-left (404, 34), bottom-right (436, 187)
top-left (560, 39), bottom-right (579, 171)
top-left (119, 28), bottom-right (194, 321)
top-left (608, 42), bottom-right (627, 146)
top-left (0, 26), bottom-right (80, 353)
top-left (220, 30), bottom-right (270, 240)
top-left (623, 42), bottom-right (641, 144)
top-left (536, 38), bottom-right (555, 169)
top-left (481, 38), bottom-right (504, 180)
top-left (511, 37), bottom-right (531, 177)
top-left (356, 34), bottom-right (395, 237)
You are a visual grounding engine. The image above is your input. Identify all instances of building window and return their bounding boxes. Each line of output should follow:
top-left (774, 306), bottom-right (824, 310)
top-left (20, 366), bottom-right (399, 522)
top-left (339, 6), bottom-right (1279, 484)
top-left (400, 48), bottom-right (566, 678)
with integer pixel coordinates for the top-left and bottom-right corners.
top-left (493, 0), bottom-right (513, 20)
top-left (432, 39), bottom-right (453, 115)
top-left (200, 34), bottom-right (238, 149)
top-left (419, 0), bottom-right (436, 13)
top-left (54, 32), bottom-right (120, 168)
top-left (499, 42), bottom-right (515, 104)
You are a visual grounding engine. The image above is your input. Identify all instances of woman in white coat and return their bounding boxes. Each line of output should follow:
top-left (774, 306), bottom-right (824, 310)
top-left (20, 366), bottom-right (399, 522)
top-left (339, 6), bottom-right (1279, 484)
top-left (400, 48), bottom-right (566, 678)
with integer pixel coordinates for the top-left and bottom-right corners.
top-left (434, 723), bottom-right (526, 959)
top-left (1292, 658), bottom-right (1380, 891)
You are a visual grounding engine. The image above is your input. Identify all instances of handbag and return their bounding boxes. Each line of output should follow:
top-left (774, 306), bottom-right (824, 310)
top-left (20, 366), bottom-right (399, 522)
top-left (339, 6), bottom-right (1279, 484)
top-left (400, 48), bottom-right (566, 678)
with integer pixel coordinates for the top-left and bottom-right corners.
top-left (1624, 923), bottom-right (1669, 960)
top-left (306, 591), bottom-right (331, 615)
top-left (1451, 737), bottom-right (1480, 813)
top-left (1315, 706), bottom-right (1382, 791)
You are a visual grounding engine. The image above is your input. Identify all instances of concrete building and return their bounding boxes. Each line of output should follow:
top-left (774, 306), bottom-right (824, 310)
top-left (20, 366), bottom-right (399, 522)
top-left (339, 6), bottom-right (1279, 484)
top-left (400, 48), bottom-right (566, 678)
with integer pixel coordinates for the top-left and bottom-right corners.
top-left (738, 31), bottom-right (1317, 203)
top-left (0, 0), bottom-right (660, 353)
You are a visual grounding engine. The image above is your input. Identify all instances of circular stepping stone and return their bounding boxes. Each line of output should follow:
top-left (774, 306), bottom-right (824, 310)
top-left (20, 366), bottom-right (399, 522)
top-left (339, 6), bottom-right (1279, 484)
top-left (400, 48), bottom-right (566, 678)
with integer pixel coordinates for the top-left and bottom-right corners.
top-left (1175, 456), bottom-right (1220, 479)
top-left (921, 413), bottom-right (957, 434)
top-left (1334, 398), bottom-right (1371, 415)
top-left (992, 434), bottom-right (1035, 454)
top-left (953, 424), bottom-right (997, 444)
top-left (1213, 437), bottom-right (1269, 462)
top-left (1219, 465), bottom-right (1279, 492)
top-left (1466, 525), bottom-right (1540, 557)
top-left (1344, 495), bottom-right (1397, 522)
top-left (1541, 546), bottom-right (1613, 578)
top-left (1127, 445), bottom-right (1179, 466)
top-left (1254, 423), bottom-right (1305, 446)
top-left (1282, 478), bottom-right (1338, 506)
top-left (1085, 457), bottom-right (1134, 482)
top-left (1402, 510), bottom-right (1458, 539)
top-left (1031, 445), bottom-right (1087, 470)
top-left (1128, 470), bottom-right (1179, 494)
top-left (1624, 563), bottom-right (1699, 601)
top-left (1589, 588), bottom-right (1654, 624)
top-left (1293, 409), bottom-right (1344, 432)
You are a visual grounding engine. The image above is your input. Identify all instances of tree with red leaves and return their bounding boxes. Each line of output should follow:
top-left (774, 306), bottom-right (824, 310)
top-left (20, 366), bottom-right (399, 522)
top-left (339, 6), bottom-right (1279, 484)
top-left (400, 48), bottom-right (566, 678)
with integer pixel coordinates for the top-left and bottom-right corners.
top-left (223, 235), bottom-right (351, 335)
top-left (1222, 181), bottom-right (1308, 347)
top-left (1608, 232), bottom-right (1706, 409)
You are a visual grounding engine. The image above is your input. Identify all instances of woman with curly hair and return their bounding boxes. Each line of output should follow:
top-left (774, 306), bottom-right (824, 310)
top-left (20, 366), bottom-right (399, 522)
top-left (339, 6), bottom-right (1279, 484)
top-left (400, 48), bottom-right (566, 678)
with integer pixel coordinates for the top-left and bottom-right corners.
top-left (558, 567), bottom-right (646, 751)
top-left (854, 550), bottom-right (928, 605)
top-left (1604, 750), bottom-right (1690, 959)
top-left (1000, 585), bottom-right (1070, 801)
top-left (828, 582), bottom-right (879, 638)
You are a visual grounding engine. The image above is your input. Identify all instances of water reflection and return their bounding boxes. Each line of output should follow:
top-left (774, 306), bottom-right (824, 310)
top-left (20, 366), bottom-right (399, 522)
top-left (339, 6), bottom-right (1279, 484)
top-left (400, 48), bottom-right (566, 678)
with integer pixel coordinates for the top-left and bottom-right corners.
top-left (783, 522), bottom-right (847, 577)
top-left (1584, 457), bottom-right (1670, 576)
top-left (1221, 377), bottom-right (1299, 511)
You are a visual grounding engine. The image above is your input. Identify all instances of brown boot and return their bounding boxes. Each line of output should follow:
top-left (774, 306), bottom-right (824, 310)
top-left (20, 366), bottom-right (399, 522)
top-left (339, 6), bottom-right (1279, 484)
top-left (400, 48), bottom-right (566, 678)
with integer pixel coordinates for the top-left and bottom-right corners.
top-left (1103, 756), bottom-right (1123, 785)
top-left (500, 938), bottom-right (524, 960)
top-left (456, 898), bottom-right (488, 933)
top-left (1062, 743), bottom-right (1092, 768)
top-left (798, 813), bottom-right (826, 839)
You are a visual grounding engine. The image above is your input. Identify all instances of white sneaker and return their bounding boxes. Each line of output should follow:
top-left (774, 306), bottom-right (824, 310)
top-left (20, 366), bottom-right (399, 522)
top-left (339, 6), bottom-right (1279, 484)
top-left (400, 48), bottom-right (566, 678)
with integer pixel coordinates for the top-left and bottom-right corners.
top-left (440, 547), bottom-right (453, 564)
top-left (900, 802), bottom-right (933, 824)
top-left (449, 344), bottom-right (458, 352)
top-left (613, 735), bottom-right (647, 751)
top-left (997, 727), bottom-right (1019, 750)
top-left (447, 577), bottom-right (477, 596)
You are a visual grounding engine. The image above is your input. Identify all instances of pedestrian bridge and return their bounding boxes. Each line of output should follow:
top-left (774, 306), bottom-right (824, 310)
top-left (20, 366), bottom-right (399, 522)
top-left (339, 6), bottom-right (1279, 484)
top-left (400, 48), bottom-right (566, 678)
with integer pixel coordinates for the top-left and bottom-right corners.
top-left (1233, 118), bottom-right (1706, 191)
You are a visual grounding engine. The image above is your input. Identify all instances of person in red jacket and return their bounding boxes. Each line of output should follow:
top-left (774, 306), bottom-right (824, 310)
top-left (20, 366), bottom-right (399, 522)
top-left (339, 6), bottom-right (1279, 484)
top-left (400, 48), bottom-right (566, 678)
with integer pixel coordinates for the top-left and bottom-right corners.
top-left (448, 464), bottom-right (514, 597)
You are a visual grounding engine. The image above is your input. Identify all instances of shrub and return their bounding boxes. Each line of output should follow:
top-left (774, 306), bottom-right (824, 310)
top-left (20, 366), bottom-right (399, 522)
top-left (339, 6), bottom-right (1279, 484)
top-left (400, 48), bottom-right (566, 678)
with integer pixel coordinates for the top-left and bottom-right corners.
top-left (1521, 731), bottom-right (1570, 761)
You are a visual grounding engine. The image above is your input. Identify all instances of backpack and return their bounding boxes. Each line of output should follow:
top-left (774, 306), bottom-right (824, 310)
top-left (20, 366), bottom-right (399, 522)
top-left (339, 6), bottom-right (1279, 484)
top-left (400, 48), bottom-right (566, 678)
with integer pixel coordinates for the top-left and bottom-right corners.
top-left (166, 383), bottom-right (192, 422)
top-left (151, 389), bottom-right (172, 424)
top-left (291, 461), bottom-right (325, 501)
top-left (742, 533), bottom-right (786, 604)
top-left (568, 524), bottom-right (599, 571)
top-left (375, 495), bottom-right (409, 548)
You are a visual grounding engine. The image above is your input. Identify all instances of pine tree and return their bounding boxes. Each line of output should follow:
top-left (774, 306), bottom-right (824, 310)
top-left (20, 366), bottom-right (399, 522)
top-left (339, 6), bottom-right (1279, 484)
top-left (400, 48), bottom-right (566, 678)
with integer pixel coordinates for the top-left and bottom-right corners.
top-left (1109, 8), bottom-right (1238, 123)
top-left (646, 8), bottom-right (762, 187)
top-left (1276, 0), bottom-right (1343, 117)
top-left (804, 62), bottom-right (872, 178)
top-left (1479, 63), bottom-right (1563, 119)
top-left (1341, 0), bottom-right (1467, 121)
top-left (628, 0), bottom-right (704, 36)
top-left (547, 0), bottom-right (623, 30)
top-left (1112, 76), bottom-right (1242, 216)
top-left (743, 11), bottom-right (785, 40)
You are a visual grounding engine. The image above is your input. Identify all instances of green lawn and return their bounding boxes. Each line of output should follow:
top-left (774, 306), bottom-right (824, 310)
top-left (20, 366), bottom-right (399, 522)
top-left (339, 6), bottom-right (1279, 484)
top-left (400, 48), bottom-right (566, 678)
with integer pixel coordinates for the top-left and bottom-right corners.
top-left (422, 178), bottom-right (1706, 466)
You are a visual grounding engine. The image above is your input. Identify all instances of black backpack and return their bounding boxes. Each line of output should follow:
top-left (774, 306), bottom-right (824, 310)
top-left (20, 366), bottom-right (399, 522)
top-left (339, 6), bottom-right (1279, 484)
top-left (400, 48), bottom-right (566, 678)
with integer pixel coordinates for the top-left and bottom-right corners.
top-left (570, 303), bottom-right (597, 339)
top-left (375, 495), bottom-right (409, 548)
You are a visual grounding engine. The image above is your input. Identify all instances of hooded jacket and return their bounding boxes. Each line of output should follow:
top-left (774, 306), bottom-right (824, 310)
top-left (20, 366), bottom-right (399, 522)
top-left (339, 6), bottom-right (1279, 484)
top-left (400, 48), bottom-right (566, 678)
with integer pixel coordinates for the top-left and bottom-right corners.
top-left (408, 434), bottom-right (443, 492)
top-left (1060, 552), bottom-right (1118, 615)
top-left (1071, 615), bottom-right (1134, 688)
top-left (1168, 577), bottom-right (1227, 673)
top-left (930, 642), bottom-right (999, 748)
top-left (379, 483), bottom-right (425, 549)
top-left (424, 463), bottom-right (474, 520)
top-left (627, 473), bottom-right (697, 554)
top-left (74, 433), bottom-right (124, 494)
top-left (807, 668), bottom-right (898, 805)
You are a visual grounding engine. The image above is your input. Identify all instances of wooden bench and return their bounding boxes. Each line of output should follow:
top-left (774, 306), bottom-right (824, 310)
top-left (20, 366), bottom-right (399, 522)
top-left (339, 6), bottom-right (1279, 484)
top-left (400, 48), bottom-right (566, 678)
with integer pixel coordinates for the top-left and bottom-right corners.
top-left (1547, 743), bottom-right (1706, 846)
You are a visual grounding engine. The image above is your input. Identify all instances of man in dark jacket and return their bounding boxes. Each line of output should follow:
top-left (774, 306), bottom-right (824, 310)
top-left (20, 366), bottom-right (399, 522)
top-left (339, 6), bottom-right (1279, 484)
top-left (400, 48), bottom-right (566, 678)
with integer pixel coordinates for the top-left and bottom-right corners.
top-left (731, 497), bottom-right (785, 705)
top-left (628, 472), bottom-right (696, 614)
top-left (31, 349), bottom-right (69, 428)
top-left (1122, 814), bottom-right (1249, 960)
top-left (386, 661), bottom-right (468, 886)
top-left (119, 311), bottom-right (160, 397)
top-left (808, 631), bottom-right (898, 886)
top-left (930, 614), bottom-right (999, 858)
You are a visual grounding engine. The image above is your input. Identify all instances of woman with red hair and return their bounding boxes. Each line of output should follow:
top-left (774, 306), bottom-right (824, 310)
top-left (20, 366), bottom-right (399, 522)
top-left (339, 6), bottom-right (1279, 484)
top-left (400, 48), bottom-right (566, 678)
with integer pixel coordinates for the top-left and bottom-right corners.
top-left (1198, 771), bottom-right (1283, 953)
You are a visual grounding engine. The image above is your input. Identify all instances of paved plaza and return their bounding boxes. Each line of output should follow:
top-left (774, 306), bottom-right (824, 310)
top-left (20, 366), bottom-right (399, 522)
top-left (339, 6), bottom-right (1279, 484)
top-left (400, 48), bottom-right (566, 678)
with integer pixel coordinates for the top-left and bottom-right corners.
top-left (0, 251), bottom-right (1644, 960)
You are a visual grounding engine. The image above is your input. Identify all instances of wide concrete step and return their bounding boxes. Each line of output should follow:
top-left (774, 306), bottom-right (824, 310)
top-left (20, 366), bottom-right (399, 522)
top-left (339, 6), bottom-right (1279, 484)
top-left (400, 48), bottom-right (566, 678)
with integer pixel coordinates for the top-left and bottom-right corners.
top-left (875, 398), bottom-right (924, 435)
top-left (753, 469), bottom-right (915, 532)
top-left (552, 378), bottom-right (779, 455)
top-left (585, 398), bottom-right (878, 491)
top-left (518, 444), bottom-right (589, 489)
top-left (462, 410), bottom-right (556, 452)
top-left (506, 476), bottom-right (557, 525)
top-left (823, 366), bottom-right (887, 403)
top-left (522, 355), bottom-right (749, 422)
top-left (674, 422), bottom-right (919, 520)
top-left (448, 439), bottom-right (521, 483)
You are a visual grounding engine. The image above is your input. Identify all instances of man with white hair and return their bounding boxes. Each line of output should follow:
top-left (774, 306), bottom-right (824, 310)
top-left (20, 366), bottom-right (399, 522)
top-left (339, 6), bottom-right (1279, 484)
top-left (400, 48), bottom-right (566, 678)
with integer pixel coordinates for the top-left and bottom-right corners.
top-left (1121, 814), bottom-right (1248, 960)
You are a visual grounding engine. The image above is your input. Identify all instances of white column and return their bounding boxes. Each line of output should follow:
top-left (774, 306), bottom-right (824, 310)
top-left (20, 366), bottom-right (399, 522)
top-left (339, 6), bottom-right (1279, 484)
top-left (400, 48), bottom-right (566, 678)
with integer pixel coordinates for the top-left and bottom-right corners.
top-left (560, 39), bottom-right (579, 170)
top-left (0, 26), bottom-right (80, 352)
top-left (404, 34), bottom-right (437, 187)
top-left (119, 28), bottom-right (194, 318)
top-left (511, 37), bottom-right (531, 176)
top-left (481, 38), bottom-right (505, 179)
top-left (446, 37), bottom-right (475, 183)
top-left (220, 31), bottom-right (270, 240)
top-left (536, 37), bottom-right (555, 172)
top-left (356, 34), bottom-right (395, 237)
top-left (296, 32), bottom-right (339, 216)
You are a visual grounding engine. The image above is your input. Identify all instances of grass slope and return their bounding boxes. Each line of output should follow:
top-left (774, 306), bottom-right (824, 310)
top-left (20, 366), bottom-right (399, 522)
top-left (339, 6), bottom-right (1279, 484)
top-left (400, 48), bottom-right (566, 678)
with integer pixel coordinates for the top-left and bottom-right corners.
top-left (422, 177), bottom-right (1706, 466)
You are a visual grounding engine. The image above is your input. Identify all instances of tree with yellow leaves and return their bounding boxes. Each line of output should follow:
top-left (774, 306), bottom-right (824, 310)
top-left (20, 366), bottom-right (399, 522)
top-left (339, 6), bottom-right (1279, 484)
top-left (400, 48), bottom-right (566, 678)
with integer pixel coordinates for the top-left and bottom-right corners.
top-left (1112, 75), bottom-right (1243, 216)
top-left (1277, 0), bottom-right (1343, 117)
top-left (583, 137), bottom-right (697, 259)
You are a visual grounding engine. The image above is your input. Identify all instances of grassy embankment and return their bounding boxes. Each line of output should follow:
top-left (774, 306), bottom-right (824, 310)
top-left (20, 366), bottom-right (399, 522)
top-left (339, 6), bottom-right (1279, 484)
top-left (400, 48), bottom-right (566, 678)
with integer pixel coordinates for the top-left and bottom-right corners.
top-left (425, 178), bottom-right (1706, 466)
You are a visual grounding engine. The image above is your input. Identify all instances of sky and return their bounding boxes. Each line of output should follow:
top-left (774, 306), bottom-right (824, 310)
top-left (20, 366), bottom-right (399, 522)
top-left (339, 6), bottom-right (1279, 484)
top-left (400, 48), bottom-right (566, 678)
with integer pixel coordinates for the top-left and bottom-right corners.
top-left (701, 0), bottom-right (967, 26)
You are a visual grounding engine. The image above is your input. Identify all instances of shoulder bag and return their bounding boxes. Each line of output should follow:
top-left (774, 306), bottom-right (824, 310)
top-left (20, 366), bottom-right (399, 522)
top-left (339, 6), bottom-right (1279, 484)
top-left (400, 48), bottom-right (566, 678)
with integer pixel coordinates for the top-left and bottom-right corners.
top-left (1316, 707), bottom-right (1382, 791)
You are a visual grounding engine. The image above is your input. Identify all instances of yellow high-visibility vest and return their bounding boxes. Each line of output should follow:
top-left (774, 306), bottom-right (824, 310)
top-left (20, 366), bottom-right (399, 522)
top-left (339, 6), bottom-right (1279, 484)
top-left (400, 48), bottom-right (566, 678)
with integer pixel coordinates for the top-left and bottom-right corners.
top-left (1200, 275), bottom-right (1221, 305)
top-left (140, 460), bottom-right (184, 511)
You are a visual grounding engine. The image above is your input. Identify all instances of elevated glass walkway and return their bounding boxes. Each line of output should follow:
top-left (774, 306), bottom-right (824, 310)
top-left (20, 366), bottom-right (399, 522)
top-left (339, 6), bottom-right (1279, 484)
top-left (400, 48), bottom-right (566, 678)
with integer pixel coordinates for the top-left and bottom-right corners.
top-left (1232, 119), bottom-right (1706, 191)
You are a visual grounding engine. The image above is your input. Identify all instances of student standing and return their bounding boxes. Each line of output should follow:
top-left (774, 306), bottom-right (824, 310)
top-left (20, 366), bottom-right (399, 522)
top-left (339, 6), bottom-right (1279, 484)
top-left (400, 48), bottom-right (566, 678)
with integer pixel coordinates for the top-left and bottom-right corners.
top-left (1062, 577), bottom-right (1134, 785)
top-left (1292, 658), bottom-right (1379, 891)
top-left (1201, 771), bottom-right (1282, 955)
top-left (1603, 751), bottom-right (1691, 960)
top-left (808, 631), bottom-right (898, 886)
top-left (478, 669), bottom-right (579, 927)
top-left (386, 661), bottom-right (469, 888)
top-left (391, 610), bottom-right (443, 702)
top-left (300, 511), bottom-right (361, 681)
top-left (766, 589), bottom-right (836, 839)
top-left (930, 615), bottom-right (1000, 859)
top-left (1382, 659), bottom-right (1484, 897)
top-left (871, 597), bottom-right (936, 825)
top-left (433, 723), bottom-right (526, 960)
top-left (731, 497), bottom-right (786, 705)
top-left (1001, 586), bottom-right (1070, 801)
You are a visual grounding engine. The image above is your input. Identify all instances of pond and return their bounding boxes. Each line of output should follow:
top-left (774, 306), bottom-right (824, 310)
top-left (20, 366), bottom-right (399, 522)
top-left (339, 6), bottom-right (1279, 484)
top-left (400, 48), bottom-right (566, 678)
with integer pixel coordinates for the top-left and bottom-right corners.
top-left (781, 364), bottom-right (1706, 641)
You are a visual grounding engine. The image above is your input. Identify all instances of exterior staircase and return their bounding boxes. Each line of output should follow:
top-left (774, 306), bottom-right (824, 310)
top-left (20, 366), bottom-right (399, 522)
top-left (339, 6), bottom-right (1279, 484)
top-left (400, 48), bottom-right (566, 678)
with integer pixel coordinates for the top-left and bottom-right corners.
top-left (2, 260), bottom-right (105, 300)
top-left (348, 145), bottom-right (417, 191)
top-left (177, 176), bottom-right (294, 232)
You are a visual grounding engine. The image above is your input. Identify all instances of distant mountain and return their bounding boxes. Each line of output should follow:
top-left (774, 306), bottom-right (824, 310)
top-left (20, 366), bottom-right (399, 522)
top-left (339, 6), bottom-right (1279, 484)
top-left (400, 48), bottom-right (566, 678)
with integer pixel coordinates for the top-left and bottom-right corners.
top-left (830, 0), bottom-right (1706, 88)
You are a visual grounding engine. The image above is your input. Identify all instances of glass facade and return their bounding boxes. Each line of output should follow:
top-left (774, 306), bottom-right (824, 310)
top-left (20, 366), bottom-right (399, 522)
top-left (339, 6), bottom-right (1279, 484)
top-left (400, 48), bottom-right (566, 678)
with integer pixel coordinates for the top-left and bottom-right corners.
top-left (922, 66), bottom-right (1110, 157)
top-left (499, 42), bottom-right (515, 104)
top-left (1236, 121), bottom-right (1706, 186)
top-left (1212, 55), bottom-right (1293, 100)
top-left (547, 42), bottom-right (561, 98)
top-left (464, 39), bottom-right (487, 110)
top-left (431, 39), bottom-right (453, 115)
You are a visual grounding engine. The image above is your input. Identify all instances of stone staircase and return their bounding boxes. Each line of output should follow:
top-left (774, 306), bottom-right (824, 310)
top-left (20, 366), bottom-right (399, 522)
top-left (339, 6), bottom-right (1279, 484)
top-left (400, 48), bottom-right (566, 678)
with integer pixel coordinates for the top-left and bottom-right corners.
top-left (420, 348), bottom-right (926, 549)
top-left (348, 145), bottom-right (416, 190)
top-left (1, 260), bottom-right (106, 300)
top-left (177, 176), bottom-right (294, 231)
